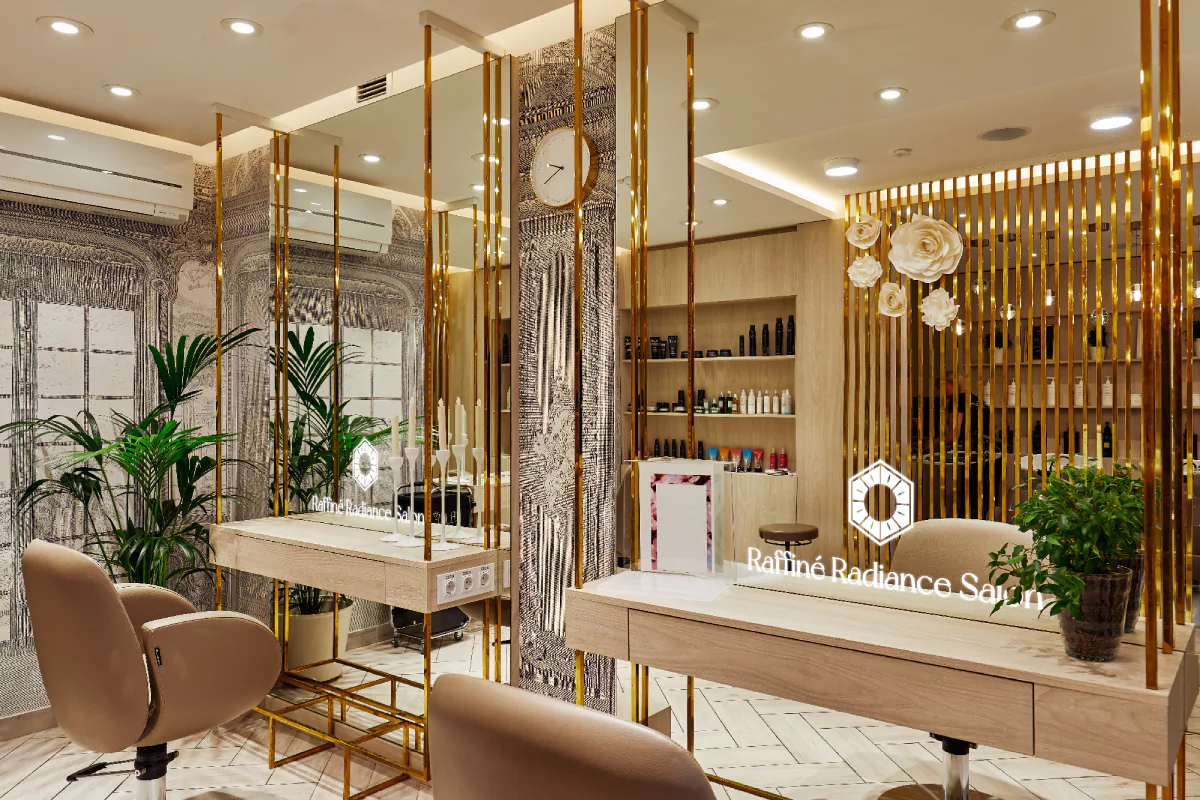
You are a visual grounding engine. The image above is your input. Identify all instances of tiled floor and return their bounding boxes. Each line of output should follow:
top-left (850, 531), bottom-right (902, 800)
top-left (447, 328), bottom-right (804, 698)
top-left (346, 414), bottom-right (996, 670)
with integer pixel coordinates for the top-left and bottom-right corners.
top-left (0, 628), bottom-right (1195, 800)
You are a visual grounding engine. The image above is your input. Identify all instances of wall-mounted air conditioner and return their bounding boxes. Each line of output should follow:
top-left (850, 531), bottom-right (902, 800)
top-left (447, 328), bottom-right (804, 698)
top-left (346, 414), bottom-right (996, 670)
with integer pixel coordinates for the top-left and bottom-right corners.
top-left (0, 112), bottom-right (194, 225)
top-left (274, 178), bottom-right (393, 254)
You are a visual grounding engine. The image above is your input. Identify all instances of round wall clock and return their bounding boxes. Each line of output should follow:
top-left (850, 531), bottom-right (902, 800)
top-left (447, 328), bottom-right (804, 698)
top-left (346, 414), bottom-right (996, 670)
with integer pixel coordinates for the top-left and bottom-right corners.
top-left (531, 127), bottom-right (599, 209)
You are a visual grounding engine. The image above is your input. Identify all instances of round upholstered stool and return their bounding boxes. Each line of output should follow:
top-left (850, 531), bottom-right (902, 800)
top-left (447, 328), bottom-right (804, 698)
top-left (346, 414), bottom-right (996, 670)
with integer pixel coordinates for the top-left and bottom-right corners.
top-left (758, 522), bottom-right (818, 571)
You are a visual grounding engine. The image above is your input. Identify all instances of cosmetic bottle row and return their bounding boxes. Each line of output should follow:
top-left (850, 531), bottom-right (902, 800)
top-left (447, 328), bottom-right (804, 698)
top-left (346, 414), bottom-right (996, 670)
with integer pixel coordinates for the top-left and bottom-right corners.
top-left (624, 315), bottom-right (796, 360)
top-left (650, 437), bottom-right (789, 473)
top-left (698, 388), bottom-right (793, 415)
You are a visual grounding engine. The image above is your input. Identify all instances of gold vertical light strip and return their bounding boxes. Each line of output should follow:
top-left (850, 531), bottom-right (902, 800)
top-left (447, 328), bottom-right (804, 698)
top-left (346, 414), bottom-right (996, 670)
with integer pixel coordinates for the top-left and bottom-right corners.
top-left (332, 144), bottom-right (342, 504)
top-left (572, 0), bottom-right (586, 707)
top-left (851, 192), bottom-right (863, 562)
top-left (911, 185), bottom-right (923, 525)
top-left (1186, 140), bottom-right (1195, 617)
top-left (1139, 0), bottom-right (1160, 685)
top-left (423, 23), bottom-right (434, 562)
top-left (939, 179), bottom-right (949, 521)
top-left (492, 57), bottom-right (503, 685)
top-left (281, 134), bottom-right (291, 516)
top-left (1126, 153), bottom-right (1134, 468)
top-left (1052, 162), bottom-right (1062, 474)
top-left (988, 172), bottom-right (999, 516)
top-left (1041, 165), bottom-right (1050, 470)
top-left (214, 111), bottom-right (224, 610)
top-left (1094, 157), bottom-right (1102, 468)
top-left (1000, 171), bottom-right (1010, 521)
top-left (686, 30), bottom-right (695, 458)
top-left (482, 55), bottom-right (492, 551)
top-left (842, 194), bottom-right (852, 563)
top-left (1067, 159), bottom-right (1076, 472)
top-left (1082, 159), bottom-right (1091, 464)
top-left (1170, 1), bottom-right (1185, 627)
top-left (1110, 156), bottom-right (1120, 469)
top-left (880, 186), bottom-right (893, 567)
top-left (1158, 0), bottom-right (1177, 650)
top-left (638, 6), bottom-right (649, 460)
top-left (272, 134), bottom-right (282, 518)
top-left (1014, 168), bottom-right (1023, 508)
top-left (1026, 168), bottom-right (1035, 490)
top-left (949, 180), bottom-right (960, 520)
top-left (976, 176), bottom-right (985, 519)
top-left (628, 0), bottom-right (640, 468)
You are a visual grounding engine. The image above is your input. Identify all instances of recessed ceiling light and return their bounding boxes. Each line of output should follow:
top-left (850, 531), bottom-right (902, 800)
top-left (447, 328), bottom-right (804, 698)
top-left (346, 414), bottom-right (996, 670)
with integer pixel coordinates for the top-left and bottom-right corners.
top-left (978, 126), bottom-right (1031, 142)
top-left (824, 157), bottom-right (859, 177)
top-left (37, 17), bottom-right (93, 36)
top-left (360, 154), bottom-right (382, 163)
top-left (500, 236), bottom-right (508, 241)
top-left (474, 153), bottom-right (499, 164)
top-left (712, 198), bottom-right (728, 206)
top-left (221, 18), bottom-right (262, 36)
top-left (692, 98), bottom-right (718, 111)
top-left (681, 220), bottom-right (702, 227)
top-left (294, 188), bottom-right (307, 193)
top-left (101, 170), bottom-right (112, 175)
top-left (105, 84), bottom-right (138, 98)
top-left (877, 87), bottom-right (907, 101)
top-left (1089, 105), bottom-right (1136, 131)
top-left (47, 134), bottom-right (66, 142)
top-left (795, 22), bottom-right (832, 40)
top-left (1002, 10), bottom-right (1056, 32)
top-left (499, 117), bottom-right (510, 126)
top-left (472, 184), bottom-right (486, 192)
top-left (311, 202), bottom-right (320, 206)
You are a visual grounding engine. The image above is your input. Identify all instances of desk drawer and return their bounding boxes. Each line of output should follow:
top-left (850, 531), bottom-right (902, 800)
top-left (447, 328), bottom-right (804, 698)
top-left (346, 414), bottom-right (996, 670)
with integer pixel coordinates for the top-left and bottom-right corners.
top-left (629, 610), bottom-right (1034, 754)
top-left (234, 536), bottom-right (387, 603)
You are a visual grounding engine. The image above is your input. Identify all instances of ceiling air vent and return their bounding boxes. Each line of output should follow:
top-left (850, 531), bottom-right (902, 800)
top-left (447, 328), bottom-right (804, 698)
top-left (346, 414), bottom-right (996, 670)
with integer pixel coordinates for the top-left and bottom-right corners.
top-left (356, 76), bottom-right (387, 104)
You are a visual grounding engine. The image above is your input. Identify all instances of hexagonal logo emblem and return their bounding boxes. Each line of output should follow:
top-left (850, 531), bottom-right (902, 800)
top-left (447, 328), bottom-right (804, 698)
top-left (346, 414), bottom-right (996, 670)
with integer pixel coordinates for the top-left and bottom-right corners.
top-left (350, 439), bottom-right (380, 491)
top-left (848, 460), bottom-right (913, 546)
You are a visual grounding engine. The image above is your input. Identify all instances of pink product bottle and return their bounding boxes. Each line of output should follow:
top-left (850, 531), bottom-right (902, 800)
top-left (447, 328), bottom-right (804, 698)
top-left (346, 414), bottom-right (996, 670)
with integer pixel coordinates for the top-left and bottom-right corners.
top-left (779, 449), bottom-right (788, 470)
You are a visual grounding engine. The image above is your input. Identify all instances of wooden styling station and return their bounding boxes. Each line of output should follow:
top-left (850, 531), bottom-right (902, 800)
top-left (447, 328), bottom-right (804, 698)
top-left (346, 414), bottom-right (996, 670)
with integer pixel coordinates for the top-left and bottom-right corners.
top-left (566, 572), bottom-right (1198, 800)
top-left (210, 513), bottom-right (506, 791)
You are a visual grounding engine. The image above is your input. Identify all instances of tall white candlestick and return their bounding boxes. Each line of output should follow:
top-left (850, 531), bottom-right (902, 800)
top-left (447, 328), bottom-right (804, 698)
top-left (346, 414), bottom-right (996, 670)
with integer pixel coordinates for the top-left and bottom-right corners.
top-left (407, 396), bottom-right (417, 447)
top-left (475, 400), bottom-right (484, 451)
top-left (391, 414), bottom-right (400, 454)
top-left (438, 399), bottom-right (446, 450)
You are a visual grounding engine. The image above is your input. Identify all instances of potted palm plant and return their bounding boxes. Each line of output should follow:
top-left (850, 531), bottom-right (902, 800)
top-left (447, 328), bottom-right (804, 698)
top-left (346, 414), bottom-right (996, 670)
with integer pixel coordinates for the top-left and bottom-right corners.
top-left (4, 326), bottom-right (257, 589)
top-left (285, 584), bottom-right (354, 681)
top-left (988, 464), bottom-right (1142, 661)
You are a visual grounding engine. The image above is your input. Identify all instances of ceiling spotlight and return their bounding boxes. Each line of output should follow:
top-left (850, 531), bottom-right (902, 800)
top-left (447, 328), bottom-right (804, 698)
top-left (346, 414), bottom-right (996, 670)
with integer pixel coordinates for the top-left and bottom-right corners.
top-left (37, 17), bottom-right (93, 36)
top-left (294, 188), bottom-right (307, 193)
top-left (101, 170), bottom-right (112, 175)
top-left (712, 198), bottom-right (728, 206)
top-left (795, 22), bottom-right (833, 40)
top-left (360, 154), bottom-right (382, 163)
top-left (1002, 10), bottom-right (1056, 32)
top-left (692, 98), bottom-right (718, 111)
top-left (824, 157), bottom-right (859, 177)
top-left (1089, 106), bottom-right (1136, 131)
top-left (105, 85), bottom-right (138, 98)
top-left (472, 184), bottom-right (486, 192)
top-left (221, 18), bottom-right (262, 36)
top-left (878, 87), bottom-right (907, 101)
top-left (47, 134), bottom-right (66, 142)
top-left (681, 220), bottom-right (702, 227)
top-left (474, 153), bottom-right (499, 164)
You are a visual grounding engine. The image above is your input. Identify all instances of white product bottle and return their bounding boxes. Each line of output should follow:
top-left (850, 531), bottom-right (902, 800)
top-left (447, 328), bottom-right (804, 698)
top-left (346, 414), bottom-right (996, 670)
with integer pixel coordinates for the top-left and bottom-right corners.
top-left (772, 391), bottom-right (781, 415)
top-left (982, 380), bottom-right (992, 406)
top-left (1047, 376), bottom-right (1056, 405)
top-left (506, 387), bottom-right (512, 411)
top-left (740, 388), bottom-right (748, 415)
top-left (1074, 378), bottom-right (1084, 406)
top-left (1103, 377), bottom-right (1113, 408)
top-left (1007, 380), bottom-right (1016, 408)
top-left (757, 391), bottom-right (764, 415)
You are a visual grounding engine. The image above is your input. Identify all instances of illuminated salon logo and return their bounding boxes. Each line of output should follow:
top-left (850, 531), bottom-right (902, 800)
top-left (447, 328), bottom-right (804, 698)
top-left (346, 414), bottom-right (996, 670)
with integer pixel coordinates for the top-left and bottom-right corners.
top-left (848, 460), bottom-right (913, 546)
top-left (350, 440), bottom-right (380, 491)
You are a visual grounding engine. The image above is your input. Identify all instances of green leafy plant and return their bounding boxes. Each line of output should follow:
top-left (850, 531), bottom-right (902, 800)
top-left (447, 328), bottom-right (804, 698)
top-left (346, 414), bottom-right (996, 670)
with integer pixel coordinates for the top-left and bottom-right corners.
top-left (4, 325), bottom-right (259, 588)
top-left (289, 584), bottom-right (327, 615)
top-left (269, 327), bottom-right (395, 512)
top-left (988, 464), bottom-right (1143, 618)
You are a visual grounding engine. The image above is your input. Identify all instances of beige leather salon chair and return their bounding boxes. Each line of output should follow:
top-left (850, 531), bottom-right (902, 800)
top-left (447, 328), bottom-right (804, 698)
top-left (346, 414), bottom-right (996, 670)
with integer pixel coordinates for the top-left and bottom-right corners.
top-left (22, 541), bottom-right (281, 800)
top-left (429, 673), bottom-right (717, 800)
top-left (890, 517), bottom-right (1032, 594)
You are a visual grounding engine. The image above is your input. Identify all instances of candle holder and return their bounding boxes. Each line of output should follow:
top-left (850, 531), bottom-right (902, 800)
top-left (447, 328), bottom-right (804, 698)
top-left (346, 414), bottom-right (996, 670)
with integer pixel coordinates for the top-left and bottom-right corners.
top-left (449, 443), bottom-right (468, 539)
top-left (472, 446), bottom-right (485, 541)
top-left (432, 450), bottom-right (459, 551)
top-left (380, 455), bottom-right (407, 542)
top-left (392, 445), bottom-right (423, 548)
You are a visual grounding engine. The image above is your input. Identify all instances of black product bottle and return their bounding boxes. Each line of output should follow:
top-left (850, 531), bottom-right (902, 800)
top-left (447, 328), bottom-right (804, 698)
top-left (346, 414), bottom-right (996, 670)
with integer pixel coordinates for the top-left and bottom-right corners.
top-left (1062, 429), bottom-right (1071, 454)
top-left (1032, 420), bottom-right (1042, 454)
top-left (625, 336), bottom-right (631, 360)
top-left (739, 335), bottom-right (745, 357)
top-left (677, 389), bottom-right (686, 411)
top-left (697, 441), bottom-right (704, 459)
top-left (1102, 422), bottom-right (1113, 458)
top-left (1046, 325), bottom-right (1055, 359)
top-left (1073, 428), bottom-right (1081, 454)
top-left (762, 324), bottom-right (770, 356)
top-left (786, 315), bottom-right (795, 355)
top-left (670, 439), bottom-right (678, 458)
top-left (775, 318), bottom-right (784, 355)
top-left (502, 333), bottom-right (510, 364)
top-left (654, 438), bottom-right (661, 458)
top-left (1006, 426), bottom-right (1014, 454)
top-left (749, 326), bottom-right (757, 356)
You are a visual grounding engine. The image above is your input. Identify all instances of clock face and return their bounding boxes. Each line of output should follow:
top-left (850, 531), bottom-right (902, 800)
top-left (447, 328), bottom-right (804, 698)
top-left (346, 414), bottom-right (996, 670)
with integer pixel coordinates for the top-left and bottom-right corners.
top-left (532, 127), bottom-right (597, 209)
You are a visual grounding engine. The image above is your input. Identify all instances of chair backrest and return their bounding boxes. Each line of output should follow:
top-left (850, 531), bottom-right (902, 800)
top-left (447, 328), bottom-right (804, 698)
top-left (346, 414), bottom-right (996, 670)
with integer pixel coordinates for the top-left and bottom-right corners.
top-left (22, 540), bottom-right (150, 753)
top-left (890, 518), bottom-right (1032, 594)
top-left (429, 673), bottom-right (716, 800)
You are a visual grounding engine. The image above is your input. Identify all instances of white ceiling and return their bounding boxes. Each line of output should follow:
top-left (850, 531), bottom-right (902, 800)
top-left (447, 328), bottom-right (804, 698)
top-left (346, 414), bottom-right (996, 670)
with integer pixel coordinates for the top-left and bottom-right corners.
top-left (0, 0), bottom-right (564, 144)
top-left (615, 0), bottom-right (1200, 245)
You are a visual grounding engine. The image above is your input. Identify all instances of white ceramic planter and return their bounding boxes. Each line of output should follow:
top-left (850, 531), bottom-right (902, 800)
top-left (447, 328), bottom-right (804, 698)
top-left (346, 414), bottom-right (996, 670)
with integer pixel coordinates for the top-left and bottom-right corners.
top-left (286, 600), bottom-right (353, 682)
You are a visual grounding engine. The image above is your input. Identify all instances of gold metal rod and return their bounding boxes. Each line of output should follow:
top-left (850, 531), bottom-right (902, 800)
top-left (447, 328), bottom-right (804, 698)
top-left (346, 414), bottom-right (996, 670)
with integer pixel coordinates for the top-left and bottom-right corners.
top-left (629, 0), bottom-right (640, 467)
top-left (1139, 0), bottom-right (1160, 684)
top-left (282, 581), bottom-right (290, 675)
top-left (215, 111), bottom-right (224, 527)
top-left (1067, 159), bottom-right (1076, 475)
top-left (282, 133), bottom-right (291, 516)
top-left (572, 0), bottom-right (585, 707)
top-left (1001, 171), bottom-right (1010, 521)
top-left (1082, 159), bottom-right (1091, 466)
top-left (843, 193), bottom-right (851, 563)
top-left (1126, 153), bottom-right (1134, 468)
top-left (1158, 0), bottom-right (1176, 651)
top-left (708, 773), bottom-right (792, 800)
top-left (638, 6), bottom-right (649, 458)
top-left (937, 178), bottom-right (947, 522)
top-left (630, 660), bottom-right (639, 722)
top-left (914, 185), bottom-right (925, 524)
top-left (423, 24), bottom-right (434, 562)
top-left (1110, 156), bottom-right (1119, 471)
top-left (332, 144), bottom-right (342, 504)
top-left (1014, 168), bottom-right (1024, 509)
top-left (686, 30), bottom-right (695, 457)
top-left (686, 675), bottom-right (695, 753)
top-left (1186, 141), bottom-right (1195, 619)
top-left (423, 612), bottom-right (432, 775)
top-left (989, 173), bottom-right (998, 513)
top-left (483, 54), bottom-right (493, 551)
top-left (332, 592), bottom-right (340, 661)
top-left (474, 201), bottom-right (479, 442)
top-left (493, 57), bottom-right (503, 600)
top-left (273, 133), bottom-right (282, 518)
top-left (952, 180), bottom-right (961, 523)
top-left (1041, 166), bottom-right (1049, 476)
top-left (1170, 0), bottom-right (1185, 628)
top-left (1051, 162), bottom-right (1061, 476)
top-left (851, 192), bottom-right (862, 562)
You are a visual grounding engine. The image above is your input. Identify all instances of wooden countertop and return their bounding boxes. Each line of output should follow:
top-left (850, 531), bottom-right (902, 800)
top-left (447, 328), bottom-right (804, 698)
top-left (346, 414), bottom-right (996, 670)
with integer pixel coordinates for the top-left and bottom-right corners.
top-left (566, 572), bottom-right (1198, 784)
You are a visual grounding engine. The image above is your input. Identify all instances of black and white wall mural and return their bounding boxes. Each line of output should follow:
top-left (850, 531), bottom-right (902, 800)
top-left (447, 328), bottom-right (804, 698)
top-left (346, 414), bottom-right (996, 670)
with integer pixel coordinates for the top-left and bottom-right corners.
top-left (517, 25), bottom-right (619, 711)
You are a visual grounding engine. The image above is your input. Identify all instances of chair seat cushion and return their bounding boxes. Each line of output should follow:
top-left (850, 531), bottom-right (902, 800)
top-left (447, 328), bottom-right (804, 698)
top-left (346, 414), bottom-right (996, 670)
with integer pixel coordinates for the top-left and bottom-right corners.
top-left (759, 523), bottom-right (818, 543)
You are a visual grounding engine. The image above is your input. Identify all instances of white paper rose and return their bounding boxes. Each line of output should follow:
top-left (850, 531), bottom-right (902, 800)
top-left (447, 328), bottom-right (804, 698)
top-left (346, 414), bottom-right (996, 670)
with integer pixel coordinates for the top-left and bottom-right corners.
top-left (878, 282), bottom-right (907, 317)
top-left (888, 214), bottom-right (963, 283)
top-left (848, 254), bottom-right (882, 289)
top-left (920, 288), bottom-right (960, 331)
top-left (846, 215), bottom-right (883, 249)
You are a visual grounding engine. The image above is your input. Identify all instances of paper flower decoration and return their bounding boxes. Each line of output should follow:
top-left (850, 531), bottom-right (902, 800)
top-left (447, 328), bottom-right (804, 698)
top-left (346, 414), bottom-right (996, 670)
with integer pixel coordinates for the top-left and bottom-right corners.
top-left (920, 288), bottom-right (960, 330)
top-left (848, 254), bottom-right (883, 289)
top-left (878, 282), bottom-right (908, 317)
top-left (888, 214), bottom-right (963, 283)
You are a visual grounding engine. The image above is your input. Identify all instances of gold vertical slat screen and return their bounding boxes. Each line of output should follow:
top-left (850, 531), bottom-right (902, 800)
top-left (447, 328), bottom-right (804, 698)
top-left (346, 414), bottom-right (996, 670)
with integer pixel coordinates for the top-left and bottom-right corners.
top-left (843, 154), bottom-right (1199, 578)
